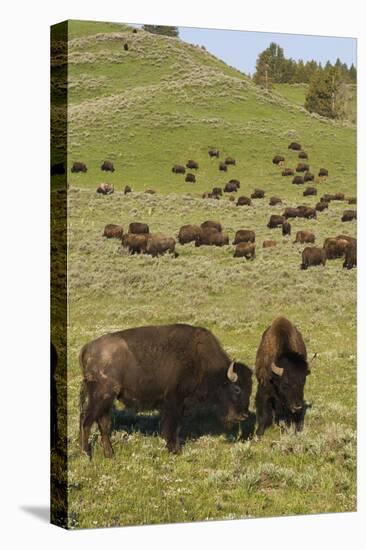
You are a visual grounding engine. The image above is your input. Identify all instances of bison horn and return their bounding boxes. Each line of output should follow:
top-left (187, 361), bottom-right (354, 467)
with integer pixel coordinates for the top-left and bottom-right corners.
top-left (271, 362), bottom-right (284, 377)
top-left (227, 361), bottom-right (238, 383)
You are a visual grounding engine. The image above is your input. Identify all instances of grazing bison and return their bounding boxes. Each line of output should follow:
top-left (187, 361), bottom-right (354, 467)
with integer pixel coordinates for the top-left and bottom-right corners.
top-left (348, 197), bottom-right (357, 205)
top-left (255, 317), bottom-right (315, 436)
top-left (209, 148), bottom-right (220, 158)
top-left (304, 172), bottom-right (315, 182)
top-left (195, 228), bottom-right (229, 247)
top-left (316, 201), bottom-right (328, 212)
top-left (341, 210), bottom-right (357, 222)
top-left (263, 240), bottom-right (277, 248)
top-left (301, 247), bottom-right (326, 269)
top-left (298, 151), bottom-right (308, 159)
top-left (251, 189), bottom-right (265, 199)
top-left (128, 222), bottom-right (149, 235)
top-left (219, 162), bottom-right (228, 172)
top-left (51, 162), bottom-right (65, 175)
top-left (178, 225), bottom-right (202, 245)
top-left (294, 230), bottom-right (315, 244)
top-left (103, 224), bottom-right (123, 239)
top-left (124, 185), bottom-right (132, 194)
top-left (334, 192), bottom-right (345, 201)
top-left (282, 221), bottom-right (291, 236)
top-left (79, 324), bottom-right (253, 456)
top-left (303, 187), bottom-right (317, 196)
top-left (97, 183), bottom-right (114, 195)
top-left (201, 220), bottom-right (222, 232)
top-left (224, 182), bottom-right (238, 193)
top-left (212, 187), bottom-right (222, 196)
top-left (318, 168), bottom-right (328, 177)
top-left (236, 196), bottom-right (252, 206)
top-left (124, 43), bottom-right (129, 51)
top-left (292, 175), bottom-right (304, 185)
top-left (296, 163), bottom-right (310, 173)
top-left (101, 160), bottom-right (115, 172)
top-left (122, 233), bottom-right (149, 254)
top-left (282, 207), bottom-right (300, 219)
top-left (225, 157), bottom-right (236, 165)
top-left (267, 215), bottom-right (285, 228)
top-left (302, 207), bottom-right (317, 219)
top-left (323, 237), bottom-right (349, 259)
top-left (172, 164), bottom-right (186, 174)
top-left (320, 194), bottom-right (334, 203)
top-left (146, 234), bottom-right (178, 258)
top-left (186, 160), bottom-right (199, 170)
top-left (272, 155), bottom-right (285, 166)
top-left (343, 242), bottom-right (357, 269)
top-left (288, 142), bottom-right (302, 151)
top-left (234, 242), bottom-right (256, 259)
top-left (71, 161), bottom-right (87, 173)
top-left (185, 173), bottom-right (196, 183)
top-left (233, 229), bottom-right (255, 245)
top-left (282, 168), bottom-right (294, 176)
top-left (269, 196), bottom-right (282, 206)
top-left (229, 179), bottom-right (241, 188)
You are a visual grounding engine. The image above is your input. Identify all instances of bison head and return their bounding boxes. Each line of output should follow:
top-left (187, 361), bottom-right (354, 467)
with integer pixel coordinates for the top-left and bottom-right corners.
top-left (269, 352), bottom-right (316, 414)
top-left (216, 361), bottom-right (253, 427)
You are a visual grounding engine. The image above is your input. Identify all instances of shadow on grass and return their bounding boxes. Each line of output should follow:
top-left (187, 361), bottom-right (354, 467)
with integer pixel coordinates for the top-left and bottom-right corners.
top-left (111, 406), bottom-right (256, 444)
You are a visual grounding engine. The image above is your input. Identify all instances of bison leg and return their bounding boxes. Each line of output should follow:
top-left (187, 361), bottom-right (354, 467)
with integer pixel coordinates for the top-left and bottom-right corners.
top-left (255, 387), bottom-right (273, 437)
top-left (161, 401), bottom-right (182, 454)
top-left (97, 413), bottom-right (113, 458)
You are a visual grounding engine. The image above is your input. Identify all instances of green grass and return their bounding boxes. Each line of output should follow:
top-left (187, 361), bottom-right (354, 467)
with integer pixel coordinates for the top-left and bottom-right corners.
top-left (51, 20), bottom-right (356, 529)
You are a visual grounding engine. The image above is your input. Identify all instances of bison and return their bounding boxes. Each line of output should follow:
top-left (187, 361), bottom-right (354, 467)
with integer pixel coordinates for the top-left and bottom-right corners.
top-left (79, 324), bottom-right (253, 456)
top-left (301, 247), bottom-right (326, 269)
top-left (234, 242), bottom-right (255, 259)
top-left (71, 161), bottom-right (87, 173)
top-left (103, 224), bottom-right (123, 239)
top-left (209, 148), bottom-right (219, 158)
top-left (262, 240), bottom-right (277, 248)
top-left (251, 189), bottom-right (265, 199)
top-left (212, 187), bottom-right (222, 196)
top-left (172, 164), bottom-right (186, 174)
top-left (304, 172), bottom-right (315, 182)
top-left (178, 225), bottom-right (202, 245)
top-left (282, 221), bottom-right (291, 236)
top-left (334, 192), bottom-right (345, 201)
top-left (341, 210), bottom-right (357, 222)
top-left (302, 207), bottom-right (317, 219)
top-left (128, 222), bottom-right (149, 235)
top-left (303, 187), bottom-right (317, 196)
top-left (269, 196), bottom-right (282, 206)
top-left (146, 234), bottom-right (178, 258)
top-left (201, 220), bottom-right (222, 232)
top-left (219, 162), bottom-right (228, 172)
top-left (318, 168), bottom-right (329, 177)
top-left (236, 196), bottom-right (252, 206)
top-left (225, 157), bottom-right (236, 165)
top-left (343, 242), bottom-right (357, 269)
top-left (255, 317), bottom-right (315, 436)
top-left (195, 228), bottom-right (229, 247)
top-left (316, 201), bottom-right (328, 212)
top-left (272, 155), bottom-right (285, 166)
top-left (298, 151), bottom-right (308, 159)
top-left (296, 163), bottom-right (310, 173)
top-left (185, 173), bottom-right (196, 183)
top-left (282, 208), bottom-right (300, 219)
top-left (186, 160), bottom-right (199, 170)
top-left (122, 233), bottom-right (149, 254)
top-left (233, 229), bottom-right (255, 245)
top-left (292, 176), bottom-right (304, 185)
top-left (288, 142), bottom-right (302, 150)
top-left (96, 183), bottom-right (114, 195)
top-left (267, 215), bottom-right (285, 228)
top-left (145, 189), bottom-right (156, 194)
top-left (101, 160), bottom-right (115, 172)
top-left (294, 230), bottom-right (315, 244)
top-left (124, 185), bottom-right (132, 195)
top-left (348, 197), bottom-right (357, 205)
top-left (321, 194), bottom-right (334, 203)
top-left (282, 168), bottom-right (294, 176)
top-left (124, 43), bottom-right (129, 51)
top-left (323, 238), bottom-right (349, 259)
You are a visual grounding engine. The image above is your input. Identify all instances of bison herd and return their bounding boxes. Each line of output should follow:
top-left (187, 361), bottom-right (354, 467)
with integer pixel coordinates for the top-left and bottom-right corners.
top-left (79, 316), bottom-right (315, 457)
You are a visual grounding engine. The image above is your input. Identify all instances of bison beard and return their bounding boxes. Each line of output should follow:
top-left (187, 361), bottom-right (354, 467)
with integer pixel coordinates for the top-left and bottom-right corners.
top-left (79, 324), bottom-right (252, 456)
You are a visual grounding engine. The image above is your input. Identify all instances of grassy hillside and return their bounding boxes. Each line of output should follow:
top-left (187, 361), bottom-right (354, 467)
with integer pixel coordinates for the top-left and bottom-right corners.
top-left (51, 20), bottom-right (356, 529)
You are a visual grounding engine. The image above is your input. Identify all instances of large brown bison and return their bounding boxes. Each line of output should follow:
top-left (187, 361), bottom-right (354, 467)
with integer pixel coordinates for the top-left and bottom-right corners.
top-left (255, 317), bottom-right (315, 436)
top-left (318, 168), bottom-right (329, 177)
top-left (209, 148), bottom-right (219, 158)
top-left (303, 187), bottom-right (317, 196)
top-left (96, 183), bottom-right (114, 195)
top-left (333, 192), bottom-right (345, 201)
top-left (79, 324), bottom-right (252, 456)
top-left (323, 237), bottom-right (349, 259)
top-left (233, 229), bottom-right (255, 244)
top-left (282, 221), bottom-right (291, 236)
top-left (262, 240), bottom-right (277, 248)
top-left (272, 155), bottom-right (285, 166)
top-left (236, 196), bottom-right (252, 206)
top-left (185, 173), bottom-right (196, 183)
top-left (103, 224), bottom-right (123, 239)
top-left (302, 207), bottom-right (317, 219)
top-left (178, 225), bottom-right (202, 245)
top-left (294, 230), bottom-right (315, 244)
top-left (201, 220), bottom-right (222, 232)
top-left (341, 210), bottom-right (357, 222)
top-left (219, 162), bottom-right (228, 172)
top-left (101, 160), bottom-right (115, 172)
top-left (288, 142), bottom-right (302, 150)
top-left (122, 233), bottom-right (149, 254)
top-left (229, 179), bottom-right (241, 188)
top-left (269, 196), bottom-right (282, 206)
top-left (172, 164), bottom-right (186, 174)
top-left (224, 182), bottom-right (238, 193)
top-left (292, 176), bottom-right (304, 185)
top-left (225, 157), bottom-right (236, 165)
top-left (301, 247), bottom-right (326, 269)
top-left (71, 161), bottom-right (87, 173)
top-left (343, 242), bottom-right (357, 269)
top-left (251, 189), bottom-right (265, 199)
top-left (282, 168), bottom-right (294, 176)
top-left (296, 163), bottom-right (310, 173)
top-left (186, 160), bottom-right (199, 169)
top-left (234, 242), bottom-right (255, 259)
top-left (267, 215), bottom-right (285, 228)
top-left (146, 234), bottom-right (178, 258)
top-left (195, 228), bottom-right (229, 247)
top-left (282, 207), bottom-right (300, 219)
top-left (128, 222), bottom-right (149, 234)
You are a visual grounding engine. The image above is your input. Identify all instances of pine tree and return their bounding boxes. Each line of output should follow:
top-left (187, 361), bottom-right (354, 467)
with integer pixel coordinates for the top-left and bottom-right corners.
top-left (253, 42), bottom-right (286, 88)
top-left (305, 68), bottom-right (344, 118)
top-left (142, 25), bottom-right (179, 37)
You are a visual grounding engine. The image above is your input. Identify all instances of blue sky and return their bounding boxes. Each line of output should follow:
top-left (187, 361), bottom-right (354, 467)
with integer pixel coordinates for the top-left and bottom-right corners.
top-left (178, 27), bottom-right (357, 76)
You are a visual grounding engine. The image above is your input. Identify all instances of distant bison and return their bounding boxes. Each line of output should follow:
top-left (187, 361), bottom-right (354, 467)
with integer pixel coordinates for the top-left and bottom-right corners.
top-left (323, 237), bottom-right (348, 259)
top-left (195, 228), bottom-right (229, 247)
top-left (333, 192), bottom-right (345, 201)
top-left (233, 229), bottom-right (255, 245)
top-left (301, 247), bottom-right (326, 269)
top-left (103, 224), bottom-right (123, 239)
top-left (343, 242), bottom-right (357, 269)
top-left (101, 160), bottom-right (115, 172)
top-left (296, 163), bottom-right (310, 173)
top-left (298, 151), bottom-right (308, 159)
top-left (96, 183), bottom-right (114, 195)
top-left (303, 187), bottom-right (317, 196)
top-left (263, 240), bottom-right (277, 248)
top-left (122, 233), bottom-right (149, 254)
top-left (145, 189), bottom-right (156, 194)
top-left (178, 224), bottom-right (202, 245)
top-left (318, 168), bottom-right (328, 177)
top-left (269, 196), bottom-right (282, 206)
top-left (304, 172), bottom-right (315, 182)
top-left (224, 182), bottom-right (238, 193)
top-left (272, 155), bottom-right (285, 166)
top-left (212, 187), bottom-right (222, 196)
top-left (267, 214), bottom-right (285, 228)
top-left (124, 43), bottom-right (129, 51)
top-left (303, 207), bottom-right (317, 219)
top-left (229, 179), bottom-right (240, 188)
top-left (282, 221), bottom-right (291, 236)
top-left (292, 176), bottom-right (304, 185)
top-left (251, 189), bottom-right (265, 199)
top-left (225, 157), bottom-right (236, 165)
top-left (348, 197), bottom-right (357, 205)
top-left (185, 173), bottom-right (196, 183)
top-left (294, 230), bottom-right (315, 244)
top-left (146, 234), bottom-right (178, 258)
top-left (288, 142), bottom-right (302, 150)
top-left (71, 161), bottom-right (87, 173)
top-left (341, 210), bottom-right (357, 222)
top-left (316, 201), bottom-right (328, 212)
top-left (234, 242), bottom-right (255, 259)
top-left (282, 168), bottom-right (294, 176)
top-left (236, 196), bottom-right (252, 206)
top-left (201, 220), bottom-right (222, 232)
top-left (124, 185), bottom-right (132, 194)
top-left (202, 192), bottom-right (220, 200)
top-left (128, 222), bottom-right (149, 235)
top-left (219, 162), bottom-right (228, 172)
top-left (209, 148), bottom-right (219, 158)
top-left (186, 160), bottom-right (199, 169)
top-left (172, 164), bottom-right (186, 174)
